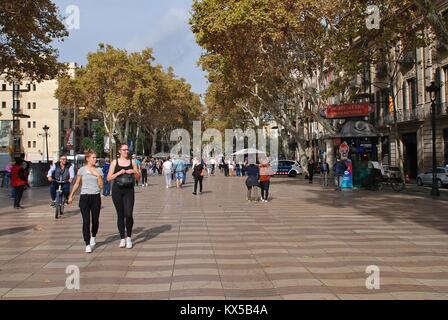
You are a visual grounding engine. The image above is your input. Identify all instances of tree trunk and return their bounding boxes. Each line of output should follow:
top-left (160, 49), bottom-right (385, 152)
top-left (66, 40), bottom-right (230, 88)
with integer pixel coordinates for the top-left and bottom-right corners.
top-left (150, 128), bottom-right (158, 155)
top-left (135, 125), bottom-right (141, 155)
top-left (124, 118), bottom-right (130, 143)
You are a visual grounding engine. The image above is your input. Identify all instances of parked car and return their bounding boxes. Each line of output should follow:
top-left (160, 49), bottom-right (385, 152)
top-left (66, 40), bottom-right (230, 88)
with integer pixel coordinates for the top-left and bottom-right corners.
top-left (417, 167), bottom-right (448, 188)
top-left (271, 160), bottom-right (303, 177)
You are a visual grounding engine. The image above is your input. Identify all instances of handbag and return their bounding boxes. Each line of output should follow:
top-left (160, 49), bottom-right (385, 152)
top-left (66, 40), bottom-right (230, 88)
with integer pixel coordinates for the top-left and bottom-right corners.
top-left (116, 173), bottom-right (135, 188)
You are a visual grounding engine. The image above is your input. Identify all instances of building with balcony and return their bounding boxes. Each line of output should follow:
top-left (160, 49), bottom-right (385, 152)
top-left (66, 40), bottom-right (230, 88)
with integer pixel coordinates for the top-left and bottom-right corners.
top-left (0, 62), bottom-right (93, 163)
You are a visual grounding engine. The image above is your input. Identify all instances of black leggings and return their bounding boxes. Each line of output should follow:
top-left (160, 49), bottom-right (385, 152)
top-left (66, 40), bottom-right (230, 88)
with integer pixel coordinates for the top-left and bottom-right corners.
top-left (79, 194), bottom-right (101, 245)
top-left (112, 186), bottom-right (135, 238)
top-left (141, 169), bottom-right (148, 184)
top-left (194, 177), bottom-right (203, 193)
top-left (14, 185), bottom-right (25, 207)
top-left (259, 181), bottom-right (270, 200)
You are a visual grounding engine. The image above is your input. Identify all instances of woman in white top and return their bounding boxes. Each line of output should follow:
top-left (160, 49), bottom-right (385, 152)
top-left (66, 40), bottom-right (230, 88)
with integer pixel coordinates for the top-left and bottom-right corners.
top-left (68, 149), bottom-right (103, 253)
top-left (162, 157), bottom-right (173, 188)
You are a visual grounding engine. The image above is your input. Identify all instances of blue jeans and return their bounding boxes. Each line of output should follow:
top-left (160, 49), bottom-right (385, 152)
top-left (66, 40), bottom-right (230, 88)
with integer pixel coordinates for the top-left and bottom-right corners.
top-left (103, 177), bottom-right (111, 196)
top-left (50, 181), bottom-right (70, 201)
top-left (2, 173), bottom-right (10, 188)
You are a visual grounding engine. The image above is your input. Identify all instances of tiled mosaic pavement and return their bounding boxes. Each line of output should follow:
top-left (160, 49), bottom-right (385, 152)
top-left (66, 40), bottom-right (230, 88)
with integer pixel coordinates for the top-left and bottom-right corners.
top-left (1, 174), bottom-right (448, 300)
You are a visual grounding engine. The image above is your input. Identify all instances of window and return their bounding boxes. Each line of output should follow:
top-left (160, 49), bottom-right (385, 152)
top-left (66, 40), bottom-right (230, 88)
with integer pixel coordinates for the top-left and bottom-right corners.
top-left (28, 122), bottom-right (31, 128)
top-left (33, 102), bottom-right (36, 109)
top-left (33, 141), bottom-right (36, 148)
top-left (33, 121), bottom-right (36, 128)
top-left (1, 101), bottom-right (6, 109)
top-left (407, 78), bottom-right (416, 111)
top-left (28, 141), bottom-right (31, 148)
top-left (2, 84), bottom-right (6, 91)
top-left (28, 102), bottom-right (31, 109)
top-left (33, 84), bottom-right (36, 91)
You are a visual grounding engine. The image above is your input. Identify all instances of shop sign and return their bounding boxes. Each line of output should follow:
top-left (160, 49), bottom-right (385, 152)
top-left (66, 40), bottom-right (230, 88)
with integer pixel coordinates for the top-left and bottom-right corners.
top-left (321, 103), bottom-right (374, 119)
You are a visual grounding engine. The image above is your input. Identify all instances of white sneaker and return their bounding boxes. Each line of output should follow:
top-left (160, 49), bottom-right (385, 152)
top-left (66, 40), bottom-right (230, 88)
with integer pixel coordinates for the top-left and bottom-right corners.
top-left (126, 237), bottom-right (133, 249)
top-left (85, 245), bottom-right (92, 253)
top-left (119, 239), bottom-right (126, 248)
top-left (90, 237), bottom-right (96, 249)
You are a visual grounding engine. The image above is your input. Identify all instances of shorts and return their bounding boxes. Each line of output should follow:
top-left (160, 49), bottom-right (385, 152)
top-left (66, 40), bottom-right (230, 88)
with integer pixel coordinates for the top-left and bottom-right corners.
top-left (175, 172), bottom-right (184, 180)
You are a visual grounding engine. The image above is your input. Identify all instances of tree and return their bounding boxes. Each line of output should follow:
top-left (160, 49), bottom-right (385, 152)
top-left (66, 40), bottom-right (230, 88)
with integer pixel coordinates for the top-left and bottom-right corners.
top-left (0, 0), bottom-right (68, 82)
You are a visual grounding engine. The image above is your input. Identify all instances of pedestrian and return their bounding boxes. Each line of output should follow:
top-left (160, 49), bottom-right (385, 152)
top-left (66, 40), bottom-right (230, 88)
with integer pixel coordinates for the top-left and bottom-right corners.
top-left (321, 159), bottom-right (330, 188)
top-left (245, 162), bottom-right (260, 202)
top-left (132, 155), bottom-right (141, 186)
top-left (102, 158), bottom-right (111, 197)
top-left (107, 143), bottom-right (140, 249)
top-left (172, 157), bottom-right (186, 188)
top-left (210, 157), bottom-right (216, 175)
top-left (162, 157), bottom-right (173, 188)
top-left (307, 157), bottom-right (314, 184)
top-left (334, 157), bottom-right (347, 191)
top-left (229, 159), bottom-right (235, 176)
top-left (259, 158), bottom-right (273, 202)
top-left (141, 157), bottom-right (149, 187)
top-left (68, 149), bottom-right (103, 253)
top-left (192, 158), bottom-right (205, 195)
top-left (11, 157), bottom-right (28, 209)
top-left (4, 162), bottom-right (13, 188)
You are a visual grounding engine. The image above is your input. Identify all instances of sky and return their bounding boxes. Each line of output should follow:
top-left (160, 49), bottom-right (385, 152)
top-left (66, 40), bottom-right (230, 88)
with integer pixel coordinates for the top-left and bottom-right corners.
top-left (52, 0), bottom-right (208, 95)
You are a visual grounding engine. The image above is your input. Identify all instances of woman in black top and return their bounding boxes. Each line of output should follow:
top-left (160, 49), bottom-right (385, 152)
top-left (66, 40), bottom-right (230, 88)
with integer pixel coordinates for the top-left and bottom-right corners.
top-left (107, 143), bottom-right (140, 249)
top-left (245, 163), bottom-right (260, 202)
top-left (192, 158), bottom-right (204, 195)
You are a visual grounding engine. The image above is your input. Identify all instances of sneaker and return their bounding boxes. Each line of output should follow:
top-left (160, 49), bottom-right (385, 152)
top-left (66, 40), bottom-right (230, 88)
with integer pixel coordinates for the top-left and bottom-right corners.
top-left (50, 201), bottom-right (55, 207)
top-left (85, 245), bottom-right (92, 253)
top-left (90, 237), bottom-right (96, 249)
top-left (192, 192), bottom-right (197, 195)
top-left (126, 237), bottom-right (133, 249)
top-left (119, 239), bottom-right (126, 248)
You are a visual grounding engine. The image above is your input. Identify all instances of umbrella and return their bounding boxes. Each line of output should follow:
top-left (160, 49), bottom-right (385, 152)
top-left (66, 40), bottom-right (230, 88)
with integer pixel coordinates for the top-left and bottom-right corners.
top-left (231, 148), bottom-right (266, 156)
top-left (152, 152), bottom-right (174, 158)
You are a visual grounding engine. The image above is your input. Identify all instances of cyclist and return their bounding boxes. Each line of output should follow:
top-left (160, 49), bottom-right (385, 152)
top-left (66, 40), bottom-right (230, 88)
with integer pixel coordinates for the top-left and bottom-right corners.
top-left (47, 153), bottom-right (74, 207)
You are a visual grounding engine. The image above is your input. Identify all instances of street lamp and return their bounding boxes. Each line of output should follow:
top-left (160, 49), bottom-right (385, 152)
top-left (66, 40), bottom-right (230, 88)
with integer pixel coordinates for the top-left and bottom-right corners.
top-left (425, 81), bottom-right (440, 197)
top-left (42, 125), bottom-right (50, 163)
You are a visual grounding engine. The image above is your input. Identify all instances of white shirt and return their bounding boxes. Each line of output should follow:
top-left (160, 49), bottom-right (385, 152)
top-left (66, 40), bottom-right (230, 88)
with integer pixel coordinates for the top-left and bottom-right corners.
top-left (162, 160), bottom-right (173, 174)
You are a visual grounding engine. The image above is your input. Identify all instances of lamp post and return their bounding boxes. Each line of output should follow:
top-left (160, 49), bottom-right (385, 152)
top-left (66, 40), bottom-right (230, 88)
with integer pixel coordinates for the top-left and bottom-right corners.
top-left (42, 125), bottom-right (50, 163)
top-left (425, 81), bottom-right (440, 197)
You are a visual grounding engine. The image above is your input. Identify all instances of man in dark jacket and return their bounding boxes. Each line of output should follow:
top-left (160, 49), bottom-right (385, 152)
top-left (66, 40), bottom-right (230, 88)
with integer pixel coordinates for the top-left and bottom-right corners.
top-left (334, 157), bottom-right (347, 191)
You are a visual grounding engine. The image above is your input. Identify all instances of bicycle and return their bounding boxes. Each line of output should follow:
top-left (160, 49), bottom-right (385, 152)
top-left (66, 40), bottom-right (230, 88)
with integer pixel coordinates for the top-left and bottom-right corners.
top-left (54, 179), bottom-right (68, 219)
top-left (363, 168), bottom-right (405, 192)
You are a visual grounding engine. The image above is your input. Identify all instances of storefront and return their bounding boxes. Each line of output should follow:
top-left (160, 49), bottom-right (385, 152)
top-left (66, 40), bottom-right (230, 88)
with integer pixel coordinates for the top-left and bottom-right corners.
top-left (320, 103), bottom-right (380, 188)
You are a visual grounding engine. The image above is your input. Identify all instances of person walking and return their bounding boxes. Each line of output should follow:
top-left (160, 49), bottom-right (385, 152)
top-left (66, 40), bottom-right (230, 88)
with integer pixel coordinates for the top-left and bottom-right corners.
top-left (162, 157), bottom-right (173, 188)
top-left (3, 162), bottom-right (12, 188)
top-left (192, 158), bottom-right (205, 195)
top-left (245, 162), bottom-right (260, 202)
top-left (334, 157), bottom-right (347, 191)
top-left (107, 143), bottom-right (140, 249)
top-left (68, 149), bottom-right (103, 253)
top-left (11, 157), bottom-right (28, 209)
top-left (102, 158), bottom-right (111, 197)
top-left (172, 157), bottom-right (186, 188)
top-left (307, 157), bottom-right (315, 184)
top-left (210, 157), bottom-right (216, 175)
top-left (141, 157), bottom-right (149, 187)
top-left (259, 158), bottom-right (273, 202)
top-left (321, 159), bottom-right (330, 188)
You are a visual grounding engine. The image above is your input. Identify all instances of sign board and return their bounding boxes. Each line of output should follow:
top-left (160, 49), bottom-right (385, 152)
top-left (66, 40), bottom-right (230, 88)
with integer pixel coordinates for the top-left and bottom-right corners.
top-left (321, 103), bottom-right (374, 119)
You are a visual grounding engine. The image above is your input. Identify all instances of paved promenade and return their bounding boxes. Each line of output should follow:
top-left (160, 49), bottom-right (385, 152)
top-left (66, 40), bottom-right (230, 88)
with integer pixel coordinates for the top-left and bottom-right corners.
top-left (0, 174), bottom-right (448, 300)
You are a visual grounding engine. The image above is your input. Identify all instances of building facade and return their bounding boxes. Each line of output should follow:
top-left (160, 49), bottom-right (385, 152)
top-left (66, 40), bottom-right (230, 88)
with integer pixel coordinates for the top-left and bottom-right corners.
top-left (0, 63), bottom-right (92, 163)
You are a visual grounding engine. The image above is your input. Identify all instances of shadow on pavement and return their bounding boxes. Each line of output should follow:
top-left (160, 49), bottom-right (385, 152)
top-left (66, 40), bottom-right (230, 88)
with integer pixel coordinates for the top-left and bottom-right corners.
top-left (95, 225), bottom-right (172, 248)
top-left (0, 225), bottom-right (36, 237)
top-left (302, 186), bottom-right (448, 234)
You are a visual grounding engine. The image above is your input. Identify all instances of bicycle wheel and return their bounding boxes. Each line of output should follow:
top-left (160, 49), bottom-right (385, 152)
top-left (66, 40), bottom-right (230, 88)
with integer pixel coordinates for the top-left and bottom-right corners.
top-left (391, 180), bottom-right (405, 192)
top-left (55, 203), bottom-right (59, 219)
